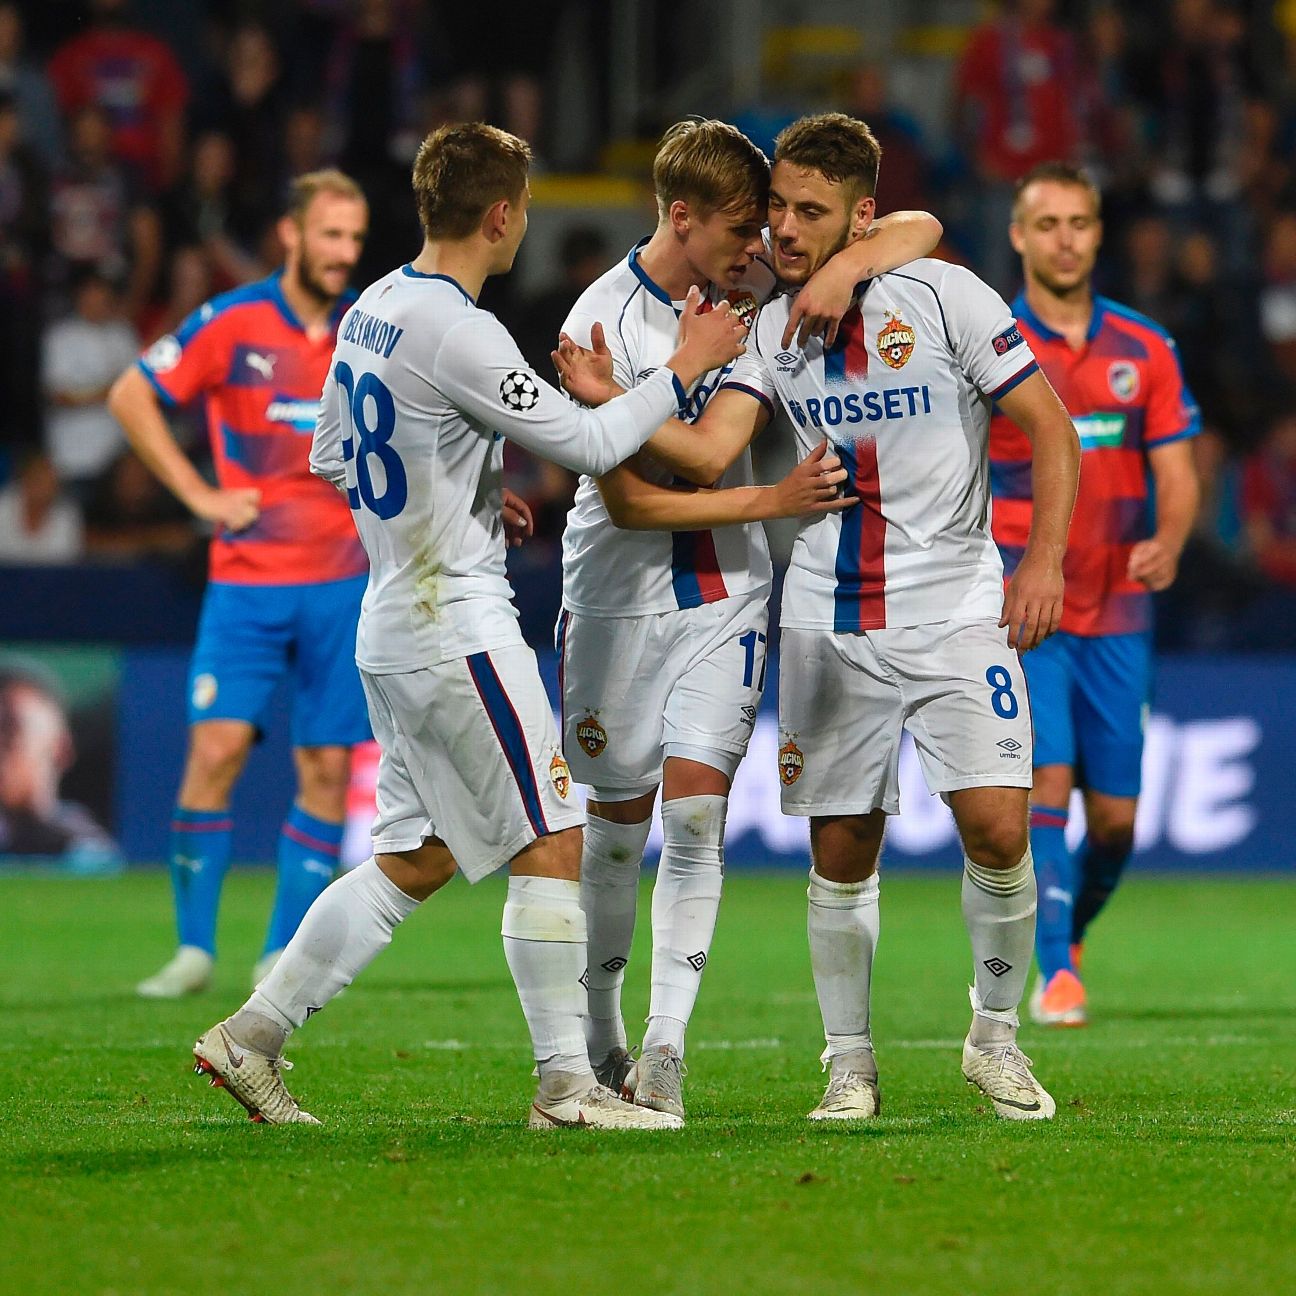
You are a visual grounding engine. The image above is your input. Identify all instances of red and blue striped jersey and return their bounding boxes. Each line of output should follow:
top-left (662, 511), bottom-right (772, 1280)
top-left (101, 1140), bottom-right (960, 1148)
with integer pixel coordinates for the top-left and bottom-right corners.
top-left (989, 294), bottom-right (1200, 636)
top-left (137, 274), bottom-right (366, 586)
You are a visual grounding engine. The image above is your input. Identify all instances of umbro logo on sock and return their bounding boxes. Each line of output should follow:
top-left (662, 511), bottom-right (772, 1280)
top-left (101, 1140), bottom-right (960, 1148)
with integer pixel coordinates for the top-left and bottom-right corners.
top-left (305, 1005), bottom-right (321, 1019)
top-left (579, 970), bottom-right (590, 990)
top-left (687, 952), bottom-right (708, 972)
top-left (600, 956), bottom-right (627, 973)
top-left (983, 958), bottom-right (1013, 977)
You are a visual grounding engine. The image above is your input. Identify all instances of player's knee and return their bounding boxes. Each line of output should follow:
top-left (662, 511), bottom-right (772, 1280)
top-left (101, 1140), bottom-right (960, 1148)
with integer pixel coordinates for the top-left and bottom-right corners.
top-left (294, 746), bottom-right (352, 815)
top-left (183, 726), bottom-right (252, 796)
top-left (512, 825), bottom-right (582, 881)
top-left (961, 819), bottom-right (1028, 870)
top-left (1087, 813), bottom-right (1135, 854)
top-left (810, 814), bottom-right (883, 883)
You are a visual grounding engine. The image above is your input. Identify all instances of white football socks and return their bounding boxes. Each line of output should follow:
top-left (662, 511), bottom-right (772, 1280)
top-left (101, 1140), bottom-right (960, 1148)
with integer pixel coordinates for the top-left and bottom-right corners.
top-left (502, 874), bottom-right (592, 1081)
top-left (643, 795), bottom-right (726, 1058)
top-left (232, 858), bottom-right (419, 1054)
top-left (579, 813), bottom-right (651, 1059)
top-left (807, 868), bottom-right (880, 1060)
top-left (962, 850), bottom-right (1036, 1031)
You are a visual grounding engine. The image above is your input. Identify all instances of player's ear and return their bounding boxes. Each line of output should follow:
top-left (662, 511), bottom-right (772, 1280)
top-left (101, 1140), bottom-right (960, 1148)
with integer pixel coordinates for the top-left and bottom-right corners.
top-left (1008, 221), bottom-right (1026, 256)
top-left (277, 213), bottom-right (301, 259)
top-left (668, 199), bottom-right (691, 238)
top-left (851, 193), bottom-right (876, 240)
top-left (482, 197), bottom-right (509, 245)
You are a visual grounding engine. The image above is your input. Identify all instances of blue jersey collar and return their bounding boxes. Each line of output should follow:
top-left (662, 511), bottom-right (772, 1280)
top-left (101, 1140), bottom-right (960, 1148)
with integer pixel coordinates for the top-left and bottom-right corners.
top-left (401, 264), bottom-right (476, 304)
top-left (1013, 290), bottom-right (1105, 344)
top-left (627, 238), bottom-right (675, 308)
top-left (268, 271), bottom-right (357, 334)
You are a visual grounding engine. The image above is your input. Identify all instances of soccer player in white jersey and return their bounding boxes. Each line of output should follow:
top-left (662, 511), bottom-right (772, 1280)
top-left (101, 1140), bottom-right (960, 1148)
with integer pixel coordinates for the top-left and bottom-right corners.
top-left (558, 119), bottom-right (942, 1119)
top-left (560, 114), bottom-right (1080, 1121)
top-left (188, 122), bottom-right (752, 1131)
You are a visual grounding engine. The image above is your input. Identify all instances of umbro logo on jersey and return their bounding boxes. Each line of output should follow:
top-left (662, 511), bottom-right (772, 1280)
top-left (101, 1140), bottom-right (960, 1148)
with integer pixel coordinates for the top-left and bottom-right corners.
top-left (686, 952), bottom-right (707, 972)
top-left (600, 956), bottom-right (627, 973)
top-left (983, 958), bottom-right (1013, 977)
top-left (775, 351), bottom-right (798, 369)
top-left (636, 368), bottom-right (658, 382)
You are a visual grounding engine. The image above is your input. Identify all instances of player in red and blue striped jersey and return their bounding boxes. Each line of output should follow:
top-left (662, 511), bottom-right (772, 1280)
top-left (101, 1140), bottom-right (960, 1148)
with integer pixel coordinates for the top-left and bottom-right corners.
top-left (989, 163), bottom-right (1201, 1025)
top-left (108, 170), bottom-right (371, 998)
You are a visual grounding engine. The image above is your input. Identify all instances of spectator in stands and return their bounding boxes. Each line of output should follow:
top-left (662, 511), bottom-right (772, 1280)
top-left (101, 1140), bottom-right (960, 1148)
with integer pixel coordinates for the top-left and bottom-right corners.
top-left (0, 2), bottom-right (62, 169)
top-left (842, 62), bottom-right (934, 218)
top-left (1239, 408), bottom-right (1296, 648)
top-left (41, 267), bottom-right (140, 495)
top-left (1259, 210), bottom-right (1296, 384)
top-left (158, 129), bottom-right (263, 290)
top-left (139, 243), bottom-right (212, 346)
top-left (47, 0), bottom-right (189, 193)
top-left (83, 448), bottom-right (196, 562)
top-left (0, 88), bottom-right (47, 454)
top-left (954, 0), bottom-right (1084, 290)
top-left (0, 659), bottom-right (120, 866)
top-left (47, 102), bottom-right (161, 322)
top-left (1119, 213), bottom-right (1177, 324)
top-left (0, 450), bottom-right (83, 565)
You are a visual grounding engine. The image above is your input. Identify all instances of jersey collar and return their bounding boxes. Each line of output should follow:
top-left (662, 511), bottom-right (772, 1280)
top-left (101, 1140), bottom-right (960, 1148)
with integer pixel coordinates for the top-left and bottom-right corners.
top-left (627, 237), bottom-right (675, 308)
top-left (401, 264), bottom-right (476, 304)
top-left (267, 271), bottom-right (357, 335)
top-left (1013, 290), bottom-right (1106, 344)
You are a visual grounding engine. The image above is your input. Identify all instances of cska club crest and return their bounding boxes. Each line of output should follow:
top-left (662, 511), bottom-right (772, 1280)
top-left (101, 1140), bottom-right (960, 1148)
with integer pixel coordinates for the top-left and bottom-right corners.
top-left (778, 737), bottom-right (805, 786)
top-left (877, 311), bottom-right (916, 369)
top-left (549, 752), bottom-right (571, 799)
top-left (724, 290), bottom-right (761, 329)
top-left (576, 712), bottom-right (608, 758)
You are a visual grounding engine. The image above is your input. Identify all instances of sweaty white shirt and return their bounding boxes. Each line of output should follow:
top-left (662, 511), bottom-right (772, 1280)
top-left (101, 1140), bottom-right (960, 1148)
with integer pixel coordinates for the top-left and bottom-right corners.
top-left (721, 258), bottom-right (1039, 631)
top-left (560, 241), bottom-right (774, 617)
top-left (311, 265), bottom-right (687, 673)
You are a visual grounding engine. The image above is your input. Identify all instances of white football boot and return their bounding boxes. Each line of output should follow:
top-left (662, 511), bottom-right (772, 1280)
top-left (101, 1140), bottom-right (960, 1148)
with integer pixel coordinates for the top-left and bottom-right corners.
top-left (623, 1044), bottom-right (687, 1119)
top-left (193, 1020), bottom-right (321, 1125)
top-left (137, 946), bottom-right (213, 999)
top-left (528, 1072), bottom-right (683, 1130)
top-left (961, 1033), bottom-right (1056, 1121)
top-left (807, 1047), bottom-right (881, 1121)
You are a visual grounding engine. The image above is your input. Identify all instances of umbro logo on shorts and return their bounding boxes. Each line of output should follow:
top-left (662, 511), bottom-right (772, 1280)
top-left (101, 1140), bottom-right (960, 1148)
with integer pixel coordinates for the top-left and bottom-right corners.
top-left (600, 956), bottom-right (627, 973)
top-left (983, 958), bottom-right (1013, 978)
top-left (687, 952), bottom-right (707, 972)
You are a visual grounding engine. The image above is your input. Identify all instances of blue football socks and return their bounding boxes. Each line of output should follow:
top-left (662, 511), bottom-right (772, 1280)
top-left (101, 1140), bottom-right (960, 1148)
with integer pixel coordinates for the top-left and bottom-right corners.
top-left (262, 804), bottom-right (344, 956)
top-left (1029, 804), bottom-right (1074, 980)
top-left (1072, 836), bottom-right (1133, 945)
top-left (169, 806), bottom-right (234, 955)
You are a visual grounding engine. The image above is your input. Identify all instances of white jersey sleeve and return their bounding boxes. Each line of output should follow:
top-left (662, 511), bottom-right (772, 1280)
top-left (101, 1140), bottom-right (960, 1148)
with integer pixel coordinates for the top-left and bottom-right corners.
top-left (430, 312), bottom-right (685, 478)
top-left (940, 263), bottom-right (1039, 400)
top-left (562, 309), bottom-right (638, 391)
top-left (718, 343), bottom-right (778, 413)
top-left (309, 367), bottom-right (347, 489)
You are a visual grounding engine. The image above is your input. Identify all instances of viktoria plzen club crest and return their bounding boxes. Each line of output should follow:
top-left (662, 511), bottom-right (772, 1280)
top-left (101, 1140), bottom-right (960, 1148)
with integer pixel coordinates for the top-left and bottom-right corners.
top-left (576, 712), bottom-right (607, 758)
top-left (877, 311), bottom-right (916, 369)
top-left (778, 737), bottom-right (804, 786)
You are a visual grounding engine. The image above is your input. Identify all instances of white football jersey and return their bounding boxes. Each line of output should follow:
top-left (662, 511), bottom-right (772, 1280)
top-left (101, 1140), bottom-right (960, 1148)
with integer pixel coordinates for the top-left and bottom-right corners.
top-left (722, 258), bottom-right (1039, 632)
top-left (560, 241), bottom-right (775, 617)
top-left (311, 265), bottom-right (688, 673)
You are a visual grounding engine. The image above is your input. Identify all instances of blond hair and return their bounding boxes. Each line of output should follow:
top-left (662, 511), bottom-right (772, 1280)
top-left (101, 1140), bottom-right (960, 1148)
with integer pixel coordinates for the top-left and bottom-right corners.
top-left (653, 118), bottom-right (769, 221)
top-left (412, 122), bottom-right (532, 240)
top-left (286, 168), bottom-right (366, 221)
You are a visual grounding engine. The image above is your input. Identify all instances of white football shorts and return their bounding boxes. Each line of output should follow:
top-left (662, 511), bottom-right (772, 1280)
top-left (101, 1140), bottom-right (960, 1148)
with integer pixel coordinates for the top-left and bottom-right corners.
top-left (558, 591), bottom-right (769, 791)
top-left (778, 619), bottom-right (1034, 817)
top-left (360, 645), bottom-right (583, 881)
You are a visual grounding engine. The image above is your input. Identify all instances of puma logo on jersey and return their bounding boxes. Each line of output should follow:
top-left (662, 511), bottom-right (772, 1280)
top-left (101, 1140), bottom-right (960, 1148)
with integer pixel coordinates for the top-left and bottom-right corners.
top-left (246, 351), bottom-right (276, 380)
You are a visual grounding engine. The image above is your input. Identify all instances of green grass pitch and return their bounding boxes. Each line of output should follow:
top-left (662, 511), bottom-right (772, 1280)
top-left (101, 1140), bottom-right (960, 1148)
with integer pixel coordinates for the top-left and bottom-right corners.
top-left (2, 869), bottom-right (1292, 1295)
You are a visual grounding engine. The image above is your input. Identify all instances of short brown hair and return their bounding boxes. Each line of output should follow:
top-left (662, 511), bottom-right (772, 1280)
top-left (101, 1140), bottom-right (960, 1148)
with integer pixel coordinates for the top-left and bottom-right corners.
top-left (653, 119), bottom-right (769, 221)
top-left (286, 168), bottom-right (365, 221)
top-left (411, 122), bottom-right (532, 240)
top-left (1012, 161), bottom-right (1102, 220)
top-left (773, 113), bottom-right (882, 200)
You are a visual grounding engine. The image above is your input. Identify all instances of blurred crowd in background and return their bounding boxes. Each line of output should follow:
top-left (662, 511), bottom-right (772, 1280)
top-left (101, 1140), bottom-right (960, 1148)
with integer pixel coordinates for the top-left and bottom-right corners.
top-left (2, 0), bottom-right (1295, 650)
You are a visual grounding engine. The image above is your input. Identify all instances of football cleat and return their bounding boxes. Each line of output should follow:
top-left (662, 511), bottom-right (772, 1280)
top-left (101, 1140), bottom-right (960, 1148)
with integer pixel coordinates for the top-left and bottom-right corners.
top-left (1070, 942), bottom-right (1085, 975)
top-left (592, 1046), bottom-right (636, 1094)
top-left (961, 1034), bottom-right (1056, 1121)
top-left (528, 1074), bottom-right (683, 1130)
top-left (1029, 969), bottom-right (1088, 1027)
top-left (807, 1048), bottom-right (880, 1121)
top-left (623, 1044), bottom-right (687, 1119)
top-left (137, 945), bottom-right (213, 999)
top-left (192, 1020), bottom-right (320, 1125)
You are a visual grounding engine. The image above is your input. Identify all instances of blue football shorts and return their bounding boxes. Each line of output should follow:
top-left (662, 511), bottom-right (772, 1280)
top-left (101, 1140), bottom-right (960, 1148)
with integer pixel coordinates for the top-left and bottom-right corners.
top-left (1021, 630), bottom-right (1151, 798)
top-left (186, 575), bottom-right (371, 748)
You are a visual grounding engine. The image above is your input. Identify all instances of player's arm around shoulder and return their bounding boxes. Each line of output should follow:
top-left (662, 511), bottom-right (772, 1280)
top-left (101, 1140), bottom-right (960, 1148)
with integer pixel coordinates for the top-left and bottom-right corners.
top-left (597, 440), bottom-right (852, 531)
top-left (782, 210), bottom-right (944, 349)
top-left (995, 371), bottom-right (1081, 651)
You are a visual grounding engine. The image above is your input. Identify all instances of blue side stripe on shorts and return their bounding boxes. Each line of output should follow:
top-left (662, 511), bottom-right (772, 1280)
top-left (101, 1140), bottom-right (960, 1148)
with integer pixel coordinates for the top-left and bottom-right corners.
top-left (466, 652), bottom-right (549, 837)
